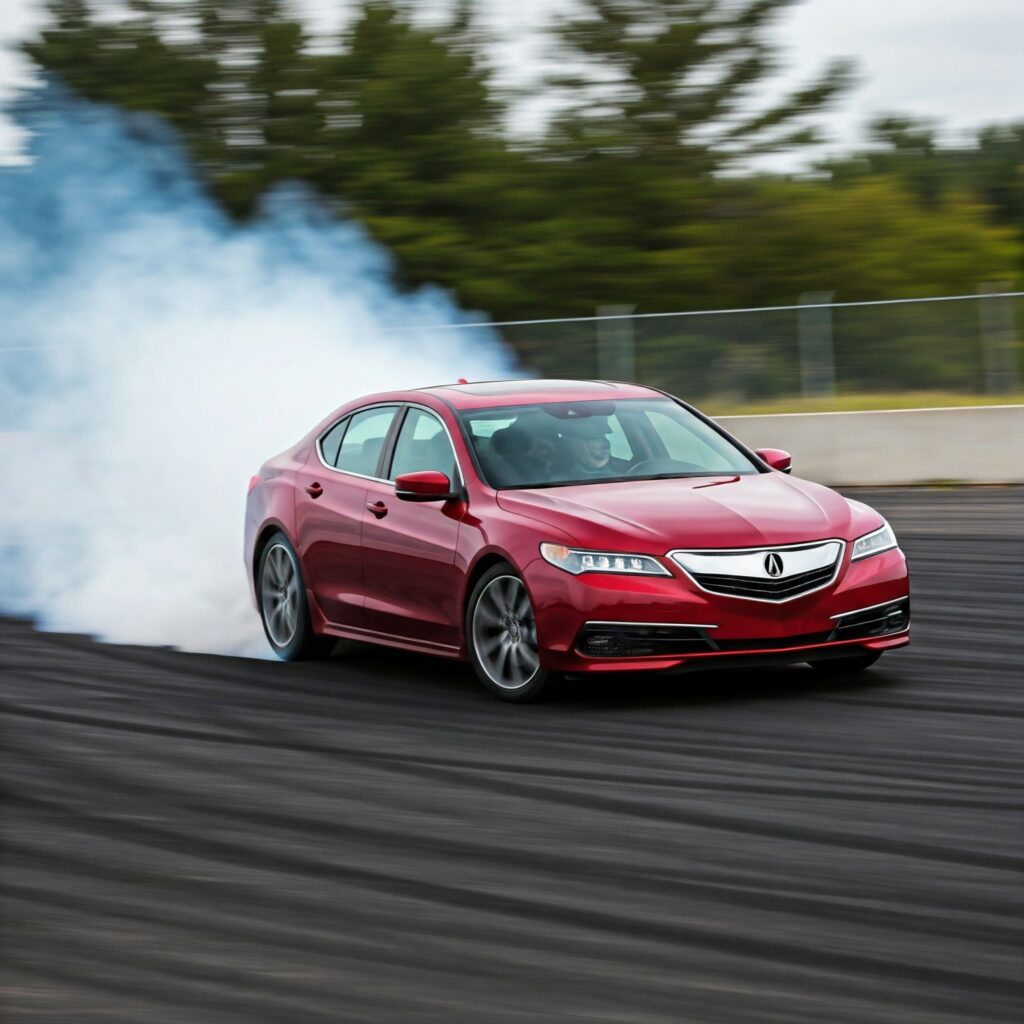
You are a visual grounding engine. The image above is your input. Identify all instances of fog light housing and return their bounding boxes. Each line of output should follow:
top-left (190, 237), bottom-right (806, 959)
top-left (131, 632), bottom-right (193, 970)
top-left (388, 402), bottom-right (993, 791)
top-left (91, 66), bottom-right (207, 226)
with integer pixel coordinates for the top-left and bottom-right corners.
top-left (831, 598), bottom-right (909, 640)
top-left (581, 631), bottom-right (625, 657)
top-left (884, 605), bottom-right (907, 631)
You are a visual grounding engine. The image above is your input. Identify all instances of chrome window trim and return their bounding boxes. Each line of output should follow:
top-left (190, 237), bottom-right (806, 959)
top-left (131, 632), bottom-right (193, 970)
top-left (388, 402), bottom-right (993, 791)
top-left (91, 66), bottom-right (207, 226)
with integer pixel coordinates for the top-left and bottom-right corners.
top-left (583, 620), bottom-right (718, 630)
top-left (317, 417), bottom-right (351, 471)
top-left (315, 401), bottom-right (465, 489)
top-left (315, 402), bottom-right (397, 482)
top-left (666, 538), bottom-right (847, 604)
top-left (830, 597), bottom-right (909, 621)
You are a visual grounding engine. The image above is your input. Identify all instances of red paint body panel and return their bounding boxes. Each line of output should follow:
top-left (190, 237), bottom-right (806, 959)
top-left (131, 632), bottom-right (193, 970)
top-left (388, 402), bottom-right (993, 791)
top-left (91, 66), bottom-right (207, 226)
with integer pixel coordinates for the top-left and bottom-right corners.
top-left (294, 448), bottom-right (367, 628)
top-left (244, 380), bottom-right (910, 674)
top-left (360, 476), bottom-right (465, 648)
top-left (495, 472), bottom-right (875, 551)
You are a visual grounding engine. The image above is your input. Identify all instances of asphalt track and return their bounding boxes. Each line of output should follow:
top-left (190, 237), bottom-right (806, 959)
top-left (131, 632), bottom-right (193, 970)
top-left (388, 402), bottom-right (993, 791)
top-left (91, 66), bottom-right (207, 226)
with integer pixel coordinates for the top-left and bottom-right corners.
top-left (2, 487), bottom-right (1022, 1023)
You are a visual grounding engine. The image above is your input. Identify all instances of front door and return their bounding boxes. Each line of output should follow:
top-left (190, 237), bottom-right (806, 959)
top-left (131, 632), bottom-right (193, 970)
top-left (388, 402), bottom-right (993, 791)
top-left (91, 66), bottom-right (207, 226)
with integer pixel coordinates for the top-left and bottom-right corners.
top-left (360, 406), bottom-right (465, 650)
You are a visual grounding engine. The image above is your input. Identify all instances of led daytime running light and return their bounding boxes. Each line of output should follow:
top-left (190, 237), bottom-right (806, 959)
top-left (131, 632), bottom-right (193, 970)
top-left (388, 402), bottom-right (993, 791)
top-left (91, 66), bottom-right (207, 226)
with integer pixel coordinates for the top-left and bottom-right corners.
top-left (540, 543), bottom-right (670, 576)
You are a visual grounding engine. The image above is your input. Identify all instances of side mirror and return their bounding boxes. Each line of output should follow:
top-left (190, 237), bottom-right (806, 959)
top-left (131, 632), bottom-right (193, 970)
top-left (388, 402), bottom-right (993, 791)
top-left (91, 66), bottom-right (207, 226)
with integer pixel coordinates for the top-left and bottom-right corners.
top-left (395, 470), bottom-right (458, 502)
top-left (755, 448), bottom-right (792, 474)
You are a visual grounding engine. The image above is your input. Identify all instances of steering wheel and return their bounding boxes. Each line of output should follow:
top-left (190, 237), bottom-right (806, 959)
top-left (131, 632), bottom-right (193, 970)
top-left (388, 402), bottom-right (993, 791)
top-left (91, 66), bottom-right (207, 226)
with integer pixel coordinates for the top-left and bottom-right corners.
top-left (625, 457), bottom-right (702, 476)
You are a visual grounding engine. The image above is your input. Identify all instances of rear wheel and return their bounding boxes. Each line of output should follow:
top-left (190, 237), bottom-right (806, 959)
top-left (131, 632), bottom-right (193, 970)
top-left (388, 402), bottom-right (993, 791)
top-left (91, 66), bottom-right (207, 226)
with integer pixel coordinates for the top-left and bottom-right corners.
top-left (258, 532), bottom-right (334, 661)
top-left (808, 651), bottom-right (881, 674)
top-left (467, 565), bottom-right (554, 701)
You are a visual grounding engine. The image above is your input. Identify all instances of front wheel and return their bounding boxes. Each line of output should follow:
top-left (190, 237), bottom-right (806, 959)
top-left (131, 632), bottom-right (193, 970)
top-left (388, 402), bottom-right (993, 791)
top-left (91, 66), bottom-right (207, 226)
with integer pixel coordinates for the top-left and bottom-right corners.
top-left (258, 532), bottom-right (334, 661)
top-left (467, 565), bottom-right (554, 701)
top-left (808, 651), bottom-right (882, 674)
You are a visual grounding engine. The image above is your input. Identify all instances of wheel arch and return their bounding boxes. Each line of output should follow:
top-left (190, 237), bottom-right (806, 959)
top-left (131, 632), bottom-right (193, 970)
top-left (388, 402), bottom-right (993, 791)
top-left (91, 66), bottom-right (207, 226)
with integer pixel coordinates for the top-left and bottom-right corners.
top-left (253, 520), bottom-right (292, 584)
top-left (462, 551), bottom-right (517, 620)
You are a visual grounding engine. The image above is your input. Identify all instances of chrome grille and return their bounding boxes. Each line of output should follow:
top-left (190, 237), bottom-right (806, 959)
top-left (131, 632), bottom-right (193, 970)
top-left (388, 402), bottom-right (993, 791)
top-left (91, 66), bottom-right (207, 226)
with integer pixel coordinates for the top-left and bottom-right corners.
top-left (670, 541), bottom-right (843, 603)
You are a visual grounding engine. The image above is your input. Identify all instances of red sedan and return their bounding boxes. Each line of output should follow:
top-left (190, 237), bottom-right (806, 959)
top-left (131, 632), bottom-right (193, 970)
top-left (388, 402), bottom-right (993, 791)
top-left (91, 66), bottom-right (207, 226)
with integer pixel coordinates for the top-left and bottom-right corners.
top-left (245, 380), bottom-right (909, 700)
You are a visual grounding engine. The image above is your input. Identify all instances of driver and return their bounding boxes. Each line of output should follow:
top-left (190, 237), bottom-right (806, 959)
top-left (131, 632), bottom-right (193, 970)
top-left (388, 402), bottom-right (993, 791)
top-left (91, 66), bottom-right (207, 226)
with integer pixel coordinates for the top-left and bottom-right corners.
top-left (559, 416), bottom-right (626, 478)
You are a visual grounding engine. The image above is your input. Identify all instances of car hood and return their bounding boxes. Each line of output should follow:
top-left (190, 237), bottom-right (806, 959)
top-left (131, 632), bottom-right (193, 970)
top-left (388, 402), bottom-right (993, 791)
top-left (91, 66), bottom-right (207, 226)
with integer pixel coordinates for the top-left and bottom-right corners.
top-left (496, 473), bottom-right (881, 552)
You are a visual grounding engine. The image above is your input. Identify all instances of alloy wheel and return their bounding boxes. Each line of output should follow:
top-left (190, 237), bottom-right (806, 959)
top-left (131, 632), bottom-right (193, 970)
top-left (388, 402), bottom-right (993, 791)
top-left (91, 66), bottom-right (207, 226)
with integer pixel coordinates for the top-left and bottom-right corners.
top-left (261, 543), bottom-right (301, 648)
top-left (471, 575), bottom-right (541, 691)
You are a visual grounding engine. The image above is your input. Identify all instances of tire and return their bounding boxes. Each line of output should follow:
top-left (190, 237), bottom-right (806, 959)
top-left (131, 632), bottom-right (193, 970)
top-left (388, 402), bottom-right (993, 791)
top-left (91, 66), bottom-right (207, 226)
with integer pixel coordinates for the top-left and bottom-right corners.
top-left (258, 531), bottom-right (334, 661)
top-left (808, 651), bottom-right (882, 674)
top-left (466, 563), bottom-right (555, 701)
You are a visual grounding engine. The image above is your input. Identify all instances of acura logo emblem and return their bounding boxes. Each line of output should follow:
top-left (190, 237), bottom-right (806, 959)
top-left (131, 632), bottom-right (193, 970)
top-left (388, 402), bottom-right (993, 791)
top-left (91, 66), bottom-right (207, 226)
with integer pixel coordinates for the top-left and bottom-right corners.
top-left (764, 552), bottom-right (784, 577)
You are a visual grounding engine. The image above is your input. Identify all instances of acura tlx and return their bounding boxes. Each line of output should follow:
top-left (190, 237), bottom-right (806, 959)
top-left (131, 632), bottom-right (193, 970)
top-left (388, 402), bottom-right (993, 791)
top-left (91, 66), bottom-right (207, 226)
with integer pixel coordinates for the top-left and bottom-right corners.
top-left (245, 379), bottom-right (909, 701)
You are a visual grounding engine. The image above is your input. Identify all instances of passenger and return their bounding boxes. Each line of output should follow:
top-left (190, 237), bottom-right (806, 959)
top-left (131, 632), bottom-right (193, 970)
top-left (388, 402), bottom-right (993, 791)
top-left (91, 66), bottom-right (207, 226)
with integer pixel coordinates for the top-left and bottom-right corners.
top-left (513, 412), bottom-right (558, 480)
top-left (492, 421), bottom-right (557, 485)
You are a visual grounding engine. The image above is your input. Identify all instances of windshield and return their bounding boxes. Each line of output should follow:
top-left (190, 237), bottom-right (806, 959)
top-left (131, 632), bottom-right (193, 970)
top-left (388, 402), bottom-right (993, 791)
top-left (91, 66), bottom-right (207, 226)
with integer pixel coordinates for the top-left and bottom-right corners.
top-left (459, 398), bottom-right (760, 489)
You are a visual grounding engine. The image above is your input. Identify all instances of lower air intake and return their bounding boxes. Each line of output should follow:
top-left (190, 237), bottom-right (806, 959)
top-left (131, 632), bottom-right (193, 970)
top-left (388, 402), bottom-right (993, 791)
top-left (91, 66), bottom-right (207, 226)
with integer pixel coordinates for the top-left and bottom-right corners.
top-left (577, 623), bottom-right (714, 658)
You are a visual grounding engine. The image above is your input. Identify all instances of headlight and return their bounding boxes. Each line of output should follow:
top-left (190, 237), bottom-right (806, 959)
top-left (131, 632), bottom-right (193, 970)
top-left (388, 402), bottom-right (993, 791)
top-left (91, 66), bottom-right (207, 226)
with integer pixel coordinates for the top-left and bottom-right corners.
top-left (540, 543), bottom-right (671, 576)
top-left (851, 521), bottom-right (898, 561)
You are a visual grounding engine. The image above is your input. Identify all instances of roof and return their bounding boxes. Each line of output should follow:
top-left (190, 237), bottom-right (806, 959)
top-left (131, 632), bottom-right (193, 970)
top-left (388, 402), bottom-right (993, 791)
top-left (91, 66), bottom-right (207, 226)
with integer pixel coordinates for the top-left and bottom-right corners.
top-left (419, 378), bottom-right (658, 411)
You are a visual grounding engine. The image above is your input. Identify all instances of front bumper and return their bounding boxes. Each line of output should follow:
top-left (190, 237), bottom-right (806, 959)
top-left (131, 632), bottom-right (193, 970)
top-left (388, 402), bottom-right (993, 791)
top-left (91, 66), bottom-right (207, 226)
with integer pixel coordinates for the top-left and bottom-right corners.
top-left (524, 546), bottom-right (909, 674)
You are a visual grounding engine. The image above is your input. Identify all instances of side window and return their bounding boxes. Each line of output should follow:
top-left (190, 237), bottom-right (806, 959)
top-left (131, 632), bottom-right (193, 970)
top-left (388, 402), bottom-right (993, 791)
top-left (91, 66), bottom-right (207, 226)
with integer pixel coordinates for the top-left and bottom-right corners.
top-left (388, 408), bottom-right (457, 482)
top-left (319, 418), bottom-right (349, 467)
top-left (336, 406), bottom-right (398, 478)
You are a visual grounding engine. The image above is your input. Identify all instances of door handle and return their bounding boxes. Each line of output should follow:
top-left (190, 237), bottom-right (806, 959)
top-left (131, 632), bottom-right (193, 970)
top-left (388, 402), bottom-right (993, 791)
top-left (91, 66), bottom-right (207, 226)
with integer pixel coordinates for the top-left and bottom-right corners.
top-left (306, 482), bottom-right (323, 498)
top-left (367, 500), bottom-right (388, 519)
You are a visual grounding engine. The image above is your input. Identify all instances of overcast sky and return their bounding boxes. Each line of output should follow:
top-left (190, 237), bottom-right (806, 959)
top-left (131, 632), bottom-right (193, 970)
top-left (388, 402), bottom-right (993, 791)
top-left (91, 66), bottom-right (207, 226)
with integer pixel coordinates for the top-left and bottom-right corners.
top-left (1, 0), bottom-right (1022, 166)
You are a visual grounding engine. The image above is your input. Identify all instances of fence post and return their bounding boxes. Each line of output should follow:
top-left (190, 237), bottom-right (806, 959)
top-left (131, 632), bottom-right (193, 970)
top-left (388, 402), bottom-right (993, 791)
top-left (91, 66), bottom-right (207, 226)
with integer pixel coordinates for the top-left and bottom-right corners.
top-left (978, 284), bottom-right (1019, 395)
top-left (797, 292), bottom-right (836, 399)
top-left (596, 305), bottom-right (636, 381)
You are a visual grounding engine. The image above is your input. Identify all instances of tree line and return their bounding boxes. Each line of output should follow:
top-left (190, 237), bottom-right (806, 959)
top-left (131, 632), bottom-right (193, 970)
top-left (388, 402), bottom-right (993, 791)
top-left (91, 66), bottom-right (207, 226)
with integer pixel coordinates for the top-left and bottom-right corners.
top-left (19, 0), bottom-right (1024, 390)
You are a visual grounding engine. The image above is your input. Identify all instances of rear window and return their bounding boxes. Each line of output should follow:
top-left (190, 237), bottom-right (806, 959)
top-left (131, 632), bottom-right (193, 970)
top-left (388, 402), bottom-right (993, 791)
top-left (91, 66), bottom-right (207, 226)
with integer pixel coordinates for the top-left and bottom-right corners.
top-left (319, 418), bottom-right (349, 466)
top-left (336, 406), bottom-right (398, 478)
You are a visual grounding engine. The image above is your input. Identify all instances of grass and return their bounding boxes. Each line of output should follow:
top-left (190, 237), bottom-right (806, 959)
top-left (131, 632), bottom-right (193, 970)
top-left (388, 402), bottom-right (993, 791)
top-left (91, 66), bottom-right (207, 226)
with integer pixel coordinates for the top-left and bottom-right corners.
top-left (705, 392), bottom-right (1024, 417)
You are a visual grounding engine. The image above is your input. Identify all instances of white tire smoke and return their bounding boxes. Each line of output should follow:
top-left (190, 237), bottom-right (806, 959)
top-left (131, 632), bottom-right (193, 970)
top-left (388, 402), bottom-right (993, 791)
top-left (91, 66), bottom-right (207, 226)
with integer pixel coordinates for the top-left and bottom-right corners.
top-left (0, 88), bottom-right (513, 656)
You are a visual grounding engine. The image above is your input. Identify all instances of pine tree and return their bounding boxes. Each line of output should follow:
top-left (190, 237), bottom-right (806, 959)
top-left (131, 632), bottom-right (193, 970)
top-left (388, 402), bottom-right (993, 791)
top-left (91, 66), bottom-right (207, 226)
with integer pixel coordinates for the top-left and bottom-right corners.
top-left (546, 0), bottom-right (853, 173)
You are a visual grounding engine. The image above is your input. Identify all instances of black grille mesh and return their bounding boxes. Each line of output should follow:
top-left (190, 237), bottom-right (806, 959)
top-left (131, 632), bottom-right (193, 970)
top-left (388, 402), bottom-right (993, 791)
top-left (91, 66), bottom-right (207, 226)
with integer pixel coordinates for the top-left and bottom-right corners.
top-left (691, 562), bottom-right (837, 601)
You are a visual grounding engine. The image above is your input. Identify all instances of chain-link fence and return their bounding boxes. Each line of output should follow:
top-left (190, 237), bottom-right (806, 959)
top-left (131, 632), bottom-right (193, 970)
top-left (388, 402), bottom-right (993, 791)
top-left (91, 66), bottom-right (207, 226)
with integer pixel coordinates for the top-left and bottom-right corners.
top-left (484, 291), bottom-right (1023, 408)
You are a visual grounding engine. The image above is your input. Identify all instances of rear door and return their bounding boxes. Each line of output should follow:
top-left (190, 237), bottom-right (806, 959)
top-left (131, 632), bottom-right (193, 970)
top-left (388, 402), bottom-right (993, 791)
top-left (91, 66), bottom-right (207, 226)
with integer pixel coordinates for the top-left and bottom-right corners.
top-left (294, 405), bottom-right (399, 628)
top-left (360, 405), bottom-right (465, 650)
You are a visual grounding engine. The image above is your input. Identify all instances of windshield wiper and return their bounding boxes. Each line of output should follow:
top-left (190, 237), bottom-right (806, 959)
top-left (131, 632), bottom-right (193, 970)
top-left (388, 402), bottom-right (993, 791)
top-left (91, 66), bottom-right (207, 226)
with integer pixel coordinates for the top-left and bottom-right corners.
top-left (631, 472), bottom-right (713, 480)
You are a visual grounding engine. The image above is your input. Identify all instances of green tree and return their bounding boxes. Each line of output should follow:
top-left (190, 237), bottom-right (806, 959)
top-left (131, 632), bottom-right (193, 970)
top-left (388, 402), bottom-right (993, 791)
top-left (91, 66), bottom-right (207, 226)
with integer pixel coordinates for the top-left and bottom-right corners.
top-left (970, 123), bottom-right (1024, 230)
top-left (820, 116), bottom-right (1024, 228)
top-left (544, 0), bottom-right (854, 171)
top-left (25, 0), bottom-right (522, 299)
top-left (309, 1), bottom-right (520, 298)
top-left (23, 0), bottom-right (315, 214)
top-left (19, 0), bottom-right (1022, 356)
top-left (23, 0), bottom-right (218, 139)
top-left (512, 0), bottom-right (857, 318)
